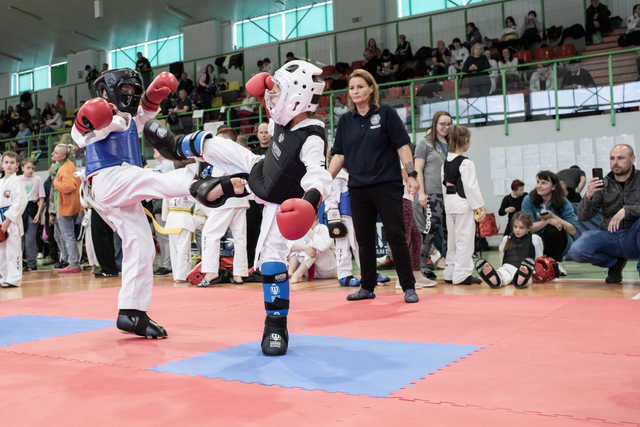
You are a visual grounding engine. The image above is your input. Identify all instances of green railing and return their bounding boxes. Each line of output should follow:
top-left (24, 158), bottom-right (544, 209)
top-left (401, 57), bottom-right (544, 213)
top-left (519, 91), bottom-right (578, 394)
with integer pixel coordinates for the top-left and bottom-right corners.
top-left (4, 46), bottom-right (639, 170)
top-left (2, 0), bottom-right (600, 110)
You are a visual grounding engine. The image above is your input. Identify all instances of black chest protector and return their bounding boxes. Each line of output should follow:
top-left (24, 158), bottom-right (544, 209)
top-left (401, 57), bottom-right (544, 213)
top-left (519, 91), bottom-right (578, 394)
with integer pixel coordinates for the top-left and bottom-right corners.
top-left (249, 124), bottom-right (326, 204)
top-left (503, 233), bottom-right (535, 267)
top-left (443, 155), bottom-right (467, 198)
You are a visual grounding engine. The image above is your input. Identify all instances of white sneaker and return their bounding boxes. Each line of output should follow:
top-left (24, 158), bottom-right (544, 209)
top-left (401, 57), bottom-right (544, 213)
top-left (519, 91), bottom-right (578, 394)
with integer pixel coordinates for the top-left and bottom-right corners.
top-left (558, 263), bottom-right (567, 276)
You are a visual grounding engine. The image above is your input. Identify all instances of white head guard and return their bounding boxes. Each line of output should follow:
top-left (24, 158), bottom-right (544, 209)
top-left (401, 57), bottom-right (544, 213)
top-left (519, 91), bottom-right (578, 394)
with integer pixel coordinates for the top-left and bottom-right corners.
top-left (265, 60), bottom-right (325, 126)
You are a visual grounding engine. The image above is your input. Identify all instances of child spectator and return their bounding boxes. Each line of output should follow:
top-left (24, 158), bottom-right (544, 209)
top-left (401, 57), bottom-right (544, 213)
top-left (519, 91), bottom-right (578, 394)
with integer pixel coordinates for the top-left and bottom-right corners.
top-left (20, 157), bottom-right (45, 271)
top-left (476, 211), bottom-right (543, 288)
top-left (498, 179), bottom-right (527, 235)
top-left (442, 125), bottom-right (485, 285)
top-left (287, 220), bottom-right (336, 283)
top-left (465, 22), bottom-right (483, 47)
top-left (0, 151), bottom-right (28, 287)
top-left (521, 11), bottom-right (542, 49)
top-left (450, 38), bottom-right (469, 72)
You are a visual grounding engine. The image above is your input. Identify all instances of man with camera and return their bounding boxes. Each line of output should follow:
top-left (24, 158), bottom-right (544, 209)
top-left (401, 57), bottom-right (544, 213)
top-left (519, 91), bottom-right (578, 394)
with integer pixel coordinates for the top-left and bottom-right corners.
top-left (567, 144), bottom-right (640, 283)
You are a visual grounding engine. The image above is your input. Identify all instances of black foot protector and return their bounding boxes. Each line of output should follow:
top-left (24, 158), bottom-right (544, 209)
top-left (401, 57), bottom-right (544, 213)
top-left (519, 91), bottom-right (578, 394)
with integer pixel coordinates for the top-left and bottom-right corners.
top-left (261, 315), bottom-right (288, 356)
top-left (143, 120), bottom-right (185, 161)
top-left (475, 258), bottom-right (502, 288)
top-left (117, 309), bottom-right (168, 339)
top-left (514, 258), bottom-right (535, 289)
top-left (190, 173), bottom-right (250, 208)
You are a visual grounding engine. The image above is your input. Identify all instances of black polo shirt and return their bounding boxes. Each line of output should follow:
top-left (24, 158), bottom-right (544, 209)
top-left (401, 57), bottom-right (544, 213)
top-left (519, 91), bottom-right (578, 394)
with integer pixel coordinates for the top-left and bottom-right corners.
top-left (332, 104), bottom-right (410, 188)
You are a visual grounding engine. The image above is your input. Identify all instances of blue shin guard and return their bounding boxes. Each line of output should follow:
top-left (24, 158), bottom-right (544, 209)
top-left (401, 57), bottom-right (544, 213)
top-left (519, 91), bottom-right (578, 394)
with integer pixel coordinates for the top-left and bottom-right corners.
top-left (179, 130), bottom-right (209, 158)
top-left (261, 261), bottom-right (289, 355)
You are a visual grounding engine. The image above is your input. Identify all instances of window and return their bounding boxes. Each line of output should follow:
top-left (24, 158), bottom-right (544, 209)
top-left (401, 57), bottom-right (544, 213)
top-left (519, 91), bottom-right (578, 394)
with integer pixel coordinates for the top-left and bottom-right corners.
top-left (234, 1), bottom-right (333, 49)
top-left (109, 34), bottom-right (183, 70)
top-left (398, 0), bottom-right (488, 18)
top-left (10, 62), bottom-right (67, 96)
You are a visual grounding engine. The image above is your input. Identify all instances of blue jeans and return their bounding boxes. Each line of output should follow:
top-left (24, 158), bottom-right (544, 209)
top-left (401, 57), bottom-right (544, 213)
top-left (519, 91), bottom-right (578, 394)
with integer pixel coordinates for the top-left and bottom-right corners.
top-left (567, 218), bottom-right (640, 270)
top-left (57, 214), bottom-right (79, 268)
top-left (571, 202), bottom-right (603, 239)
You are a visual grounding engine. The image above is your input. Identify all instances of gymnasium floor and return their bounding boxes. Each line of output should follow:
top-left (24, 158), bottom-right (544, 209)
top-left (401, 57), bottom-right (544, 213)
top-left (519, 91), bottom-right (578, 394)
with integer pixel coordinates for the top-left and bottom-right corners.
top-left (2, 251), bottom-right (639, 426)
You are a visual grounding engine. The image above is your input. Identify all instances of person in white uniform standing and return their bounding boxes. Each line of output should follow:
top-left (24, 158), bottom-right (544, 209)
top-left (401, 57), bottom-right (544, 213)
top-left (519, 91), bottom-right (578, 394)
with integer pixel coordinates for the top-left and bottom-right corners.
top-left (0, 151), bottom-right (27, 287)
top-left (144, 60), bottom-right (332, 355)
top-left (70, 68), bottom-right (244, 339)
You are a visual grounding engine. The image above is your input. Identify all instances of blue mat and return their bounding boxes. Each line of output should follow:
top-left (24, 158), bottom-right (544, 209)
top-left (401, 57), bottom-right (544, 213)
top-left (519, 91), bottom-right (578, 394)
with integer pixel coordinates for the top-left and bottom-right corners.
top-left (153, 334), bottom-right (480, 397)
top-left (0, 315), bottom-right (114, 346)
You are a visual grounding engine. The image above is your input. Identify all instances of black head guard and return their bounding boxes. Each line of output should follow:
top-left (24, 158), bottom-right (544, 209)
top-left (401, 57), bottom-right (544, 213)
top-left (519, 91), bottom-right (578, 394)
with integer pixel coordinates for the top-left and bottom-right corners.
top-left (93, 68), bottom-right (144, 115)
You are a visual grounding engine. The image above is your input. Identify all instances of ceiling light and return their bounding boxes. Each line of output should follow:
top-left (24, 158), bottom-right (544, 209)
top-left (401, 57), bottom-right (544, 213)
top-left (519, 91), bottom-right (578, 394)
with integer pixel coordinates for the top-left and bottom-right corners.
top-left (8, 5), bottom-right (43, 21)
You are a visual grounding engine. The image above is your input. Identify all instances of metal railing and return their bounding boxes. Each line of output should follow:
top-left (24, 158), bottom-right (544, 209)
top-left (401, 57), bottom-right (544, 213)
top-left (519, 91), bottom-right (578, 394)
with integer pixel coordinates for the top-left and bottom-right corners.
top-left (3, 46), bottom-right (639, 170)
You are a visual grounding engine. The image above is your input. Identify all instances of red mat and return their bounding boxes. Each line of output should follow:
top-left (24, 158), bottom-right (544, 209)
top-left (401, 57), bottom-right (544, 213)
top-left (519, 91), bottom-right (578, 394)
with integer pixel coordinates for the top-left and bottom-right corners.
top-left (1, 287), bottom-right (639, 426)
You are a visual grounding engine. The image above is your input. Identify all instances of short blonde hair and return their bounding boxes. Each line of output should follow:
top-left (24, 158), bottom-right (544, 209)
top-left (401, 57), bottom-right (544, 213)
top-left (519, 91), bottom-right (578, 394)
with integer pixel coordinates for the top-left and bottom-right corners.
top-left (346, 69), bottom-right (380, 111)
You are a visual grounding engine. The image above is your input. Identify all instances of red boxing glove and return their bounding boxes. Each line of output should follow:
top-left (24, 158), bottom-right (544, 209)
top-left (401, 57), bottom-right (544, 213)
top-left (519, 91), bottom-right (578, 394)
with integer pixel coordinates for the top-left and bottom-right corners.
top-left (142, 72), bottom-right (178, 111)
top-left (246, 72), bottom-right (274, 115)
top-left (277, 197), bottom-right (318, 241)
top-left (0, 227), bottom-right (7, 243)
top-left (74, 98), bottom-right (114, 135)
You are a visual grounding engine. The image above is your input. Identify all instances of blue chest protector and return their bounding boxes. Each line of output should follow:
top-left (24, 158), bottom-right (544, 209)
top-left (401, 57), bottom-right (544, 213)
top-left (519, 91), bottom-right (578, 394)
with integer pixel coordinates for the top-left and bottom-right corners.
top-left (85, 120), bottom-right (142, 176)
top-left (338, 191), bottom-right (352, 216)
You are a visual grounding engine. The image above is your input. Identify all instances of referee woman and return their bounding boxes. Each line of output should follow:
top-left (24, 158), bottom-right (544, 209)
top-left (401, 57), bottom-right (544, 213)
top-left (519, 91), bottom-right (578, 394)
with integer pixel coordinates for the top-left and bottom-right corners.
top-left (328, 69), bottom-right (420, 303)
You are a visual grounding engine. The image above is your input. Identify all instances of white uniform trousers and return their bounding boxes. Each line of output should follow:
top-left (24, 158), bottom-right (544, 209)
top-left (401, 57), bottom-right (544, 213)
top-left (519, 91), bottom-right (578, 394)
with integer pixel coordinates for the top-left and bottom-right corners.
top-left (84, 211), bottom-right (98, 267)
top-left (496, 263), bottom-right (519, 285)
top-left (443, 210), bottom-right (476, 284)
top-left (0, 222), bottom-right (22, 285)
top-left (154, 213), bottom-right (172, 269)
top-left (202, 207), bottom-right (248, 277)
top-left (335, 216), bottom-right (360, 279)
top-left (169, 229), bottom-right (192, 281)
top-left (91, 164), bottom-right (194, 311)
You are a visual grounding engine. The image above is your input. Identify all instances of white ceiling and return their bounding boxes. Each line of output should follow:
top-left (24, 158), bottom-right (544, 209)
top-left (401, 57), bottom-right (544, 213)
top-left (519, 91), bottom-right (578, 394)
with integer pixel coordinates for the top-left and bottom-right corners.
top-left (0, 0), bottom-right (319, 74)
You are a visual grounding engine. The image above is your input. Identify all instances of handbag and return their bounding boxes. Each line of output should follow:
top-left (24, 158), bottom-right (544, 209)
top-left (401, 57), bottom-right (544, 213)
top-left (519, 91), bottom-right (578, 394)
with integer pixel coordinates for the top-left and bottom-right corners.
top-left (477, 213), bottom-right (499, 237)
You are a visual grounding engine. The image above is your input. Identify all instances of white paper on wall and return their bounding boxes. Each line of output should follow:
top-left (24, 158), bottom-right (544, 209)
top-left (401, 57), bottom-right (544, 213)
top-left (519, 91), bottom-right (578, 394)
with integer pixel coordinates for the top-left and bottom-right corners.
top-left (522, 144), bottom-right (540, 169)
top-left (539, 142), bottom-right (557, 171)
top-left (596, 136), bottom-right (615, 169)
top-left (505, 146), bottom-right (523, 166)
top-left (576, 153), bottom-right (596, 175)
top-left (493, 179), bottom-right (505, 196)
top-left (579, 137), bottom-right (593, 156)
top-left (490, 147), bottom-right (506, 170)
top-left (491, 167), bottom-right (507, 179)
top-left (557, 140), bottom-right (576, 170)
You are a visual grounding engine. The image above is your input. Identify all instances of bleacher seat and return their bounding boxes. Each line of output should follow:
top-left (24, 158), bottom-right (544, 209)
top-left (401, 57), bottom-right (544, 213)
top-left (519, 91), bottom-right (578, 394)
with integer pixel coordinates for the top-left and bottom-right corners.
top-left (535, 47), bottom-right (554, 61)
top-left (442, 79), bottom-right (456, 93)
top-left (514, 50), bottom-right (533, 64)
top-left (324, 79), bottom-right (333, 91)
top-left (318, 95), bottom-right (330, 108)
top-left (351, 60), bottom-right (364, 70)
top-left (321, 65), bottom-right (335, 76)
top-left (555, 44), bottom-right (577, 59)
top-left (384, 86), bottom-right (403, 100)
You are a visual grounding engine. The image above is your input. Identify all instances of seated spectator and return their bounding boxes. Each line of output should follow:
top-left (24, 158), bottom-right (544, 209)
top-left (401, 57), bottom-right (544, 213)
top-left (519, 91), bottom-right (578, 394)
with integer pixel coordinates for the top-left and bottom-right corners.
top-left (42, 103), bottom-right (53, 119)
top-left (331, 62), bottom-right (350, 90)
top-left (586, 0), bottom-right (612, 45)
top-left (285, 52), bottom-right (297, 63)
top-left (499, 179), bottom-right (527, 235)
top-left (367, 38), bottom-right (382, 59)
top-left (287, 220), bottom-right (336, 283)
top-left (567, 144), bottom-right (640, 283)
top-left (521, 10), bottom-right (542, 49)
top-left (499, 48), bottom-right (521, 90)
top-left (101, 63), bottom-right (108, 72)
top-left (434, 40), bottom-right (452, 74)
top-left (44, 106), bottom-right (63, 130)
top-left (450, 38), bottom-right (469, 72)
top-left (257, 60), bottom-right (264, 72)
top-left (484, 47), bottom-right (499, 94)
top-left (462, 43), bottom-right (491, 97)
top-left (177, 72), bottom-right (194, 97)
top-left (561, 60), bottom-right (596, 89)
top-left (55, 95), bottom-right (66, 117)
top-left (395, 34), bottom-right (413, 65)
top-left (15, 122), bottom-right (31, 153)
top-left (85, 65), bottom-right (99, 94)
top-left (0, 118), bottom-right (11, 139)
top-left (529, 64), bottom-right (553, 91)
top-left (362, 47), bottom-right (380, 76)
top-left (465, 22), bottom-right (483, 48)
top-left (501, 16), bottom-right (520, 41)
top-left (263, 57), bottom-right (274, 74)
top-left (618, 4), bottom-right (640, 47)
top-left (376, 49), bottom-right (399, 83)
top-left (521, 171), bottom-right (578, 270)
top-left (168, 89), bottom-right (193, 132)
top-left (557, 165), bottom-right (586, 203)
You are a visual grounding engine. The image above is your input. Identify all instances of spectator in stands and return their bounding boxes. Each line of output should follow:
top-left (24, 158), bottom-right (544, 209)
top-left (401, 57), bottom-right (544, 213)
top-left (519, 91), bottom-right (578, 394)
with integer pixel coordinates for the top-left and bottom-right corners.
top-left (530, 64), bottom-right (553, 91)
top-left (252, 122), bottom-right (271, 156)
top-left (101, 63), bottom-right (108, 72)
top-left (484, 47), bottom-right (499, 94)
top-left (85, 65), bottom-right (99, 94)
top-left (285, 52), bottom-right (297, 63)
top-left (333, 96), bottom-right (349, 124)
top-left (362, 48), bottom-right (380, 77)
top-left (450, 38), bottom-right (469, 72)
top-left (521, 10), bottom-right (542, 49)
top-left (257, 60), bottom-right (264, 72)
top-left (586, 0), bottom-right (612, 45)
top-left (42, 103), bottom-right (53, 119)
top-left (501, 16), bottom-right (520, 42)
top-left (0, 119), bottom-right (10, 139)
top-left (561, 60), bottom-right (596, 89)
top-left (567, 144), bottom-right (640, 283)
top-left (197, 64), bottom-right (215, 110)
top-left (44, 106), bottom-right (63, 131)
top-left (136, 52), bottom-right (153, 87)
top-left (521, 170), bottom-right (578, 270)
top-left (51, 144), bottom-right (82, 274)
top-left (376, 49), bottom-right (399, 83)
top-left (557, 165), bottom-right (587, 204)
top-left (55, 95), bottom-right (66, 117)
top-left (499, 179), bottom-right (527, 235)
top-left (177, 72), bottom-right (194, 97)
top-left (169, 89), bottom-right (193, 133)
top-left (499, 47), bottom-right (521, 90)
top-left (618, 4), bottom-right (640, 47)
top-left (263, 57), bottom-right (274, 74)
top-left (395, 34), bottom-right (413, 65)
top-left (462, 43), bottom-right (491, 97)
top-left (434, 40), bottom-right (452, 74)
top-left (465, 22), bottom-right (483, 48)
top-left (15, 122), bottom-right (31, 154)
top-left (367, 38), bottom-right (382, 59)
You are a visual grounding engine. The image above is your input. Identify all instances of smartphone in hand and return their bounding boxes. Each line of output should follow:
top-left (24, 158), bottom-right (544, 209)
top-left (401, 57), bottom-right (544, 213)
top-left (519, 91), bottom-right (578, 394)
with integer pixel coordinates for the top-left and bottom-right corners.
top-left (592, 168), bottom-right (603, 180)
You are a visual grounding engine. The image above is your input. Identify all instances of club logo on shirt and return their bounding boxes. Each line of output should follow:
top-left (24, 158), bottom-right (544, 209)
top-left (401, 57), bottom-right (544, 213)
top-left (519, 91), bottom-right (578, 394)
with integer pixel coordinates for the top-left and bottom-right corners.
top-left (278, 133), bottom-right (284, 143)
top-left (370, 113), bottom-right (381, 129)
top-left (272, 141), bottom-right (282, 160)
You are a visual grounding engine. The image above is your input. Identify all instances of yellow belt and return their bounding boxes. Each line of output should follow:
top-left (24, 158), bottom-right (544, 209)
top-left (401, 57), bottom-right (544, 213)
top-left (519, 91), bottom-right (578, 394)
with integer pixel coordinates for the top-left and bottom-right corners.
top-left (168, 207), bottom-right (192, 213)
top-left (143, 207), bottom-right (182, 235)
